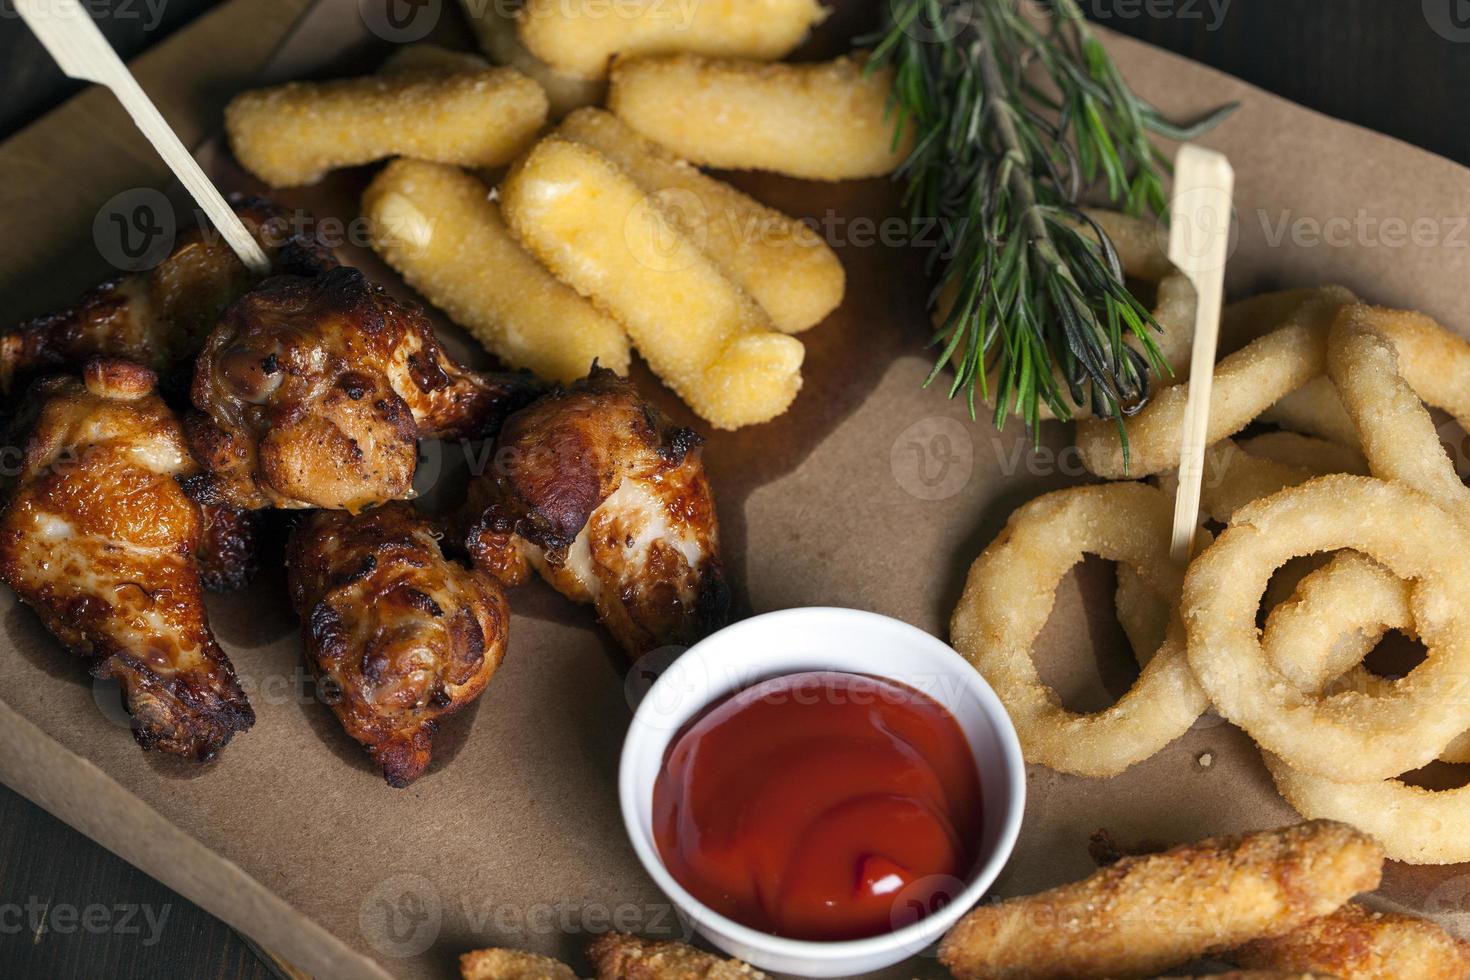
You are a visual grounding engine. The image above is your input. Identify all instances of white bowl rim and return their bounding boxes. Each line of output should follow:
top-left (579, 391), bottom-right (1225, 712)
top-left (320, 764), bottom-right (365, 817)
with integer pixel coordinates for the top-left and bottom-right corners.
top-left (618, 606), bottom-right (1027, 961)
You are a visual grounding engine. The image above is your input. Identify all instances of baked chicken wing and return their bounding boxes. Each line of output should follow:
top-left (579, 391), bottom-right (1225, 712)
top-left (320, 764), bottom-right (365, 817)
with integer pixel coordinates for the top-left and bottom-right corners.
top-left (287, 502), bottom-right (508, 786)
top-left (186, 267), bottom-right (541, 512)
top-left (464, 367), bottom-right (728, 660)
top-left (0, 360), bottom-right (254, 759)
top-left (0, 197), bottom-right (336, 397)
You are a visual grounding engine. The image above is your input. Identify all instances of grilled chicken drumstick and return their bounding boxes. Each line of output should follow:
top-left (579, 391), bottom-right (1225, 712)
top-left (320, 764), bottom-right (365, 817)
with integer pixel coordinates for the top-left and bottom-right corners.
top-left (0, 360), bottom-right (254, 759)
top-left (186, 267), bottom-right (541, 512)
top-left (464, 367), bottom-right (728, 660)
top-left (287, 503), bottom-right (509, 786)
top-left (0, 198), bottom-right (337, 398)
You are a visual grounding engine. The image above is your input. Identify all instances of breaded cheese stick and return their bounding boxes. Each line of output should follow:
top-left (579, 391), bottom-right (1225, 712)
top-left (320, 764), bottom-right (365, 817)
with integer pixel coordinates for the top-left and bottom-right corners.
top-left (586, 933), bottom-right (767, 980)
top-left (460, 948), bottom-right (578, 980)
top-left (363, 159), bottom-right (630, 383)
top-left (1230, 902), bottom-right (1470, 980)
top-left (225, 68), bottom-right (548, 187)
top-left (608, 53), bottom-right (914, 181)
top-left (939, 821), bottom-right (1383, 980)
top-left (558, 108), bottom-right (843, 334)
top-left (518, 0), bottom-right (828, 81)
top-left (502, 138), bottom-right (804, 430)
top-left (458, 0), bottom-right (605, 116)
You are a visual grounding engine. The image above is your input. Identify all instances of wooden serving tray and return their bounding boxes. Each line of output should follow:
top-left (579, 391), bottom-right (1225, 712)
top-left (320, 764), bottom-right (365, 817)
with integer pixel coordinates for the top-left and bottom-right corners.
top-left (3, 2), bottom-right (1470, 978)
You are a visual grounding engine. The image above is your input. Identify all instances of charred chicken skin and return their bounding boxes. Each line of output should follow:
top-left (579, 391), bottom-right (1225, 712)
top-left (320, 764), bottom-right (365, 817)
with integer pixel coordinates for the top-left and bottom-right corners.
top-left (287, 502), bottom-right (509, 787)
top-left (464, 367), bottom-right (728, 660)
top-left (0, 198), bottom-right (337, 397)
top-left (0, 360), bottom-right (254, 759)
top-left (186, 267), bottom-right (541, 512)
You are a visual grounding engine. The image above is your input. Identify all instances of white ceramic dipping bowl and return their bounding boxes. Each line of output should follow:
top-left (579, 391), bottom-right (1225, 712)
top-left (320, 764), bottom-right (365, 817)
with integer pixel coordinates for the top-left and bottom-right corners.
top-left (619, 607), bottom-right (1026, 977)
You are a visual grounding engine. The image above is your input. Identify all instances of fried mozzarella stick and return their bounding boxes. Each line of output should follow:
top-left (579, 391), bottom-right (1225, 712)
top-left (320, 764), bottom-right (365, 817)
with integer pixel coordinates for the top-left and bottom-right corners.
top-left (518, 0), bottom-right (828, 81)
top-left (502, 138), bottom-right (804, 429)
top-left (586, 933), bottom-right (767, 980)
top-left (609, 53), bottom-right (914, 181)
top-left (557, 109), bottom-right (844, 334)
top-left (1230, 902), bottom-right (1470, 980)
top-left (457, 0), bottom-right (605, 116)
top-left (363, 159), bottom-right (630, 382)
top-left (938, 821), bottom-right (1384, 980)
top-left (225, 68), bottom-right (548, 187)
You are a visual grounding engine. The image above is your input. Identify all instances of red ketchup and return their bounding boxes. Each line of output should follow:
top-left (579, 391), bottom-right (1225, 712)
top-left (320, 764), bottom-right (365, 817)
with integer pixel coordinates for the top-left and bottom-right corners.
top-left (652, 671), bottom-right (984, 941)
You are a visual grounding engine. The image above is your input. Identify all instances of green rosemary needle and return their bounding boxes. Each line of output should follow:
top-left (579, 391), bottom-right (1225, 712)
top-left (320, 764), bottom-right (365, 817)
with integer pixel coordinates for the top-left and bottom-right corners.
top-left (866, 0), bottom-right (1236, 446)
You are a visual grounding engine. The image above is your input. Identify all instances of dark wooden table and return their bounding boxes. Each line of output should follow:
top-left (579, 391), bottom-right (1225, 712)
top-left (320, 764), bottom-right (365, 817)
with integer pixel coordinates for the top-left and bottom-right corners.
top-left (1, 2), bottom-right (1467, 977)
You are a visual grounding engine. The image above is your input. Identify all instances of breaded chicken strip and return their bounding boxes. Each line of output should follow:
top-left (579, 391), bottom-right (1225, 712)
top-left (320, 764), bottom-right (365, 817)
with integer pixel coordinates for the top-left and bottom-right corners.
top-left (1156, 973), bottom-right (1334, 979)
top-left (1230, 902), bottom-right (1470, 980)
top-left (586, 934), bottom-right (765, 980)
top-left (460, 948), bottom-right (578, 980)
top-left (939, 821), bottom-right (1383, 980)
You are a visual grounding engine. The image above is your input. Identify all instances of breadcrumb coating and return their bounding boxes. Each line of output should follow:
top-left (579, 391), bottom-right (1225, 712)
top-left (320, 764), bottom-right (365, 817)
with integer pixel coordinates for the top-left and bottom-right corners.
top-left (501, 137), bottom-right (803, 430)
top-left (518, 0), bottom-right (826, 80)
top-left (225, 67), bottom-right (547, 187)
top-left (1231, 902), bottom-right (1470, 980)
top-left (609, 53), bottom-right (914, 181)
top-left (938, 821), bottom-right (1383, 980)
top-left (558, 108), bottom-right (843, 334)
top-left (363, 159), bottom-right (630, 382)
top-left (586, 934), bottom-right (766, 980)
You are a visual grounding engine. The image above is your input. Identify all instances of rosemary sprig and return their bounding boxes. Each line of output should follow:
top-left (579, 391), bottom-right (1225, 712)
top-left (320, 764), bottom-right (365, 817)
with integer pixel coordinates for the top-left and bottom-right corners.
top-left (866, 0), bottom-right (1236, 442)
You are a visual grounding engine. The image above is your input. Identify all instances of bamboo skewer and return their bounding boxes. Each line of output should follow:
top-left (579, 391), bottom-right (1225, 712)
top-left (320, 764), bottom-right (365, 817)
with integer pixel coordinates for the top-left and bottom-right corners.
top-left (1167, 144), bottom-right (1235, 564)
top-left (16, 0), bottom-right (270, 273)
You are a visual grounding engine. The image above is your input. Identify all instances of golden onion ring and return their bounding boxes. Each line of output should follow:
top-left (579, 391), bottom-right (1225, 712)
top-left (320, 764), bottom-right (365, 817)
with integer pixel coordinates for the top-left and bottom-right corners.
top-left (1261, 551), bottom-right (1410, 696)
top-left (1258, 376), bottom-right (1358, 447)
top-left (952, 482), bottom-right (1209, 776)
top-left (1263, 547), bottom-right (1470, 773)
top-left (1328, 304), bottom-right (1470, 517)
top-left (1263, 753), bottom-right (1470, 865)
top-left (1076, 286), bottom-right (1356, 479)
top-left (1236, 430), bottom-right (1367, 476)
top-left (1182, 475), bottom-right (1470, 782)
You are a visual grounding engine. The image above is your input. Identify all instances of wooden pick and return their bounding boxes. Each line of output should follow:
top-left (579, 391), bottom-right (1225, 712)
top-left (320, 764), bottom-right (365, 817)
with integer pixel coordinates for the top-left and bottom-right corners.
top-left (1166, 144), bottom-right (1235, 564)
top-left (16, 0), bottom-right (270, 274)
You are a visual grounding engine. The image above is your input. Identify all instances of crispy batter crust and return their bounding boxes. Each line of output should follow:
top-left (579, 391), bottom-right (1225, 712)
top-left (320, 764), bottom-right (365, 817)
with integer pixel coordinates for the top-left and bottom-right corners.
top-left (225, 68), bottom-right (547, 187)
top-left (585, 934), bottom-right (766, 980)
top-left (1231, 902), bottom-right (1470, 980)
top-left (1156, 973), bottom-right (1334, 979)
top-left (607, 53), bottom-right (910, 181)
top-left (464, 367), bottom-right (727, 659)
top-left (287, 502), bottom-right (508, 786)
top-left (460, 948), bottom-right (579, 980)
top-left (0, 360), bottom-right (253, 759)
top-left (938, 821), bottom-right (1383, 980)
